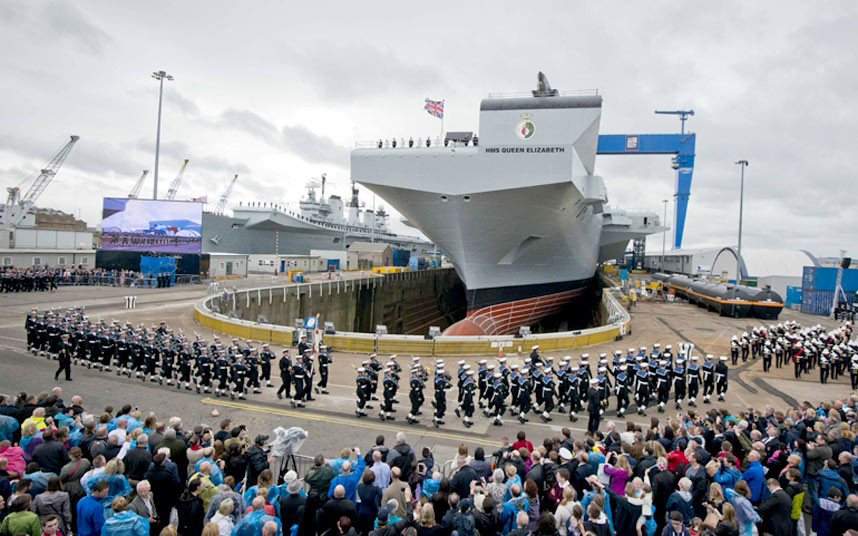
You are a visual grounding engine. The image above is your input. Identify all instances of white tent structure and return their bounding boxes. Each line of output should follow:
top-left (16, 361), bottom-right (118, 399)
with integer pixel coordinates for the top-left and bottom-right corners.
top-left (710, 247), bottom-right (819, 296)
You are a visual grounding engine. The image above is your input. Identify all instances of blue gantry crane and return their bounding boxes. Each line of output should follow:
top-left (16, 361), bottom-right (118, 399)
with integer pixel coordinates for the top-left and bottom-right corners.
top-left (597, 110), bottom-right (696, 249)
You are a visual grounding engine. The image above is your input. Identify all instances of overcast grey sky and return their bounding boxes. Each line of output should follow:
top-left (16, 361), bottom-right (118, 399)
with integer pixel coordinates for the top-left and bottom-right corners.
top-left (1, 1), bottom-right (856, 257)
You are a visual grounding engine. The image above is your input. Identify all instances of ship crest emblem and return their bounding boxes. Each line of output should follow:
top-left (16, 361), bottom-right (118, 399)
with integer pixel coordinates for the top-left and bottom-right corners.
top-left (515, 114), bottom-right (535, 140)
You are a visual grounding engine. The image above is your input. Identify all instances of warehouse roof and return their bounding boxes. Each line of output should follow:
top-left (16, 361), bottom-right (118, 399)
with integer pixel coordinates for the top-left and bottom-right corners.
top-left (348, 242), bottom-right (392, 253)
top-left (711, 247), bottom-right (819, 279)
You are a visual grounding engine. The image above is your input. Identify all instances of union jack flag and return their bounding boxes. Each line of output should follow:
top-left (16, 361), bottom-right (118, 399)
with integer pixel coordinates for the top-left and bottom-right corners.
top-left (424, 98), bottom-right (444, 119)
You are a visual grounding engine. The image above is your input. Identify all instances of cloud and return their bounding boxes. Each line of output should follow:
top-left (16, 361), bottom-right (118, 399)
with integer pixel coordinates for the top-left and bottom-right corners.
top-left (287, 42), bottom-right (445, 102)
top-left (217, 108), bottom-right (349, 166)
top-left (134, 138), bottom-right (249, 175)
top-left (218, 109), bottom-right (279, 144)
top-left (164, 87), bottom-right (202, 117)
top-left (43, 2), bottom-right (113, 55)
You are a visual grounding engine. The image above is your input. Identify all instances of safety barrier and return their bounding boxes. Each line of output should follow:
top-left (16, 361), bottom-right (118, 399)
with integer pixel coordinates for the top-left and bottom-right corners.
top-left (194, 277), bottom-right (632, 356)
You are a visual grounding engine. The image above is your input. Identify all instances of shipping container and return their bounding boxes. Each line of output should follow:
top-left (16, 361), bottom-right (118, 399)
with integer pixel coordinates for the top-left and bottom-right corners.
top-left (802, 266), bottom-right (858, 292)
top-left (785, 286), bottom-right (802, 308)
top-left (801, 289), bottom-right (835, 315)
top-left (392, 248), bottom-right (411, 267)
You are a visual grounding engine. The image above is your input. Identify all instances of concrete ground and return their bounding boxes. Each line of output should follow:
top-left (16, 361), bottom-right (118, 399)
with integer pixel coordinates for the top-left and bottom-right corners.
top-left (1, 278), bottom-right (852, 465)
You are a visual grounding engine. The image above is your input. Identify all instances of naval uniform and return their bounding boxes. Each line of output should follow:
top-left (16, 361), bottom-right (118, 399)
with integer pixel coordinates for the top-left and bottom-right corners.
top-left (614, 372), bottom-right (629, 417)
top-left (316, 350), bottom-right (331, 393)
top-left (586, 386), bottom-right (601, 434)
top-left (355, 372), bottom-right (371, 416)
top-left (54, 340), bottom-right (73, 381)
top-left (277, 355), bottom-right (292, 399)
top-left (408, 375), bottom-right (424, 423)
top-left (715, 361), bottom-right (729, 401)
top-left (686, 363), bottom-right (700, 406)
top-left (702, 361), bottom-right (715, 403)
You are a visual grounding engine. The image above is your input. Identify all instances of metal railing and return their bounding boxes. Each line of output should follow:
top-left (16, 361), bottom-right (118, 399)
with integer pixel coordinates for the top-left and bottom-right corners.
top-left (354, 138), bottom-right (477, 150)
top-left (486, 88), bottom-right (599, 99)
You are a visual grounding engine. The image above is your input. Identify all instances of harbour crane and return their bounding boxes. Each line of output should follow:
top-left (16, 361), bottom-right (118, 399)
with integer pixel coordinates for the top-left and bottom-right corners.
top-left (3, 135), bottom-right (80, 228)
top-left (164, 159), bottom-right (190, 200)
top-left (654, 110), bottom-right (695, 135)
top-left (214, 174), bottom-right (238, 214)
top-left (597, 109), bottom-right (696, 248)
top-left (128, 170), bottom-right (150, 199)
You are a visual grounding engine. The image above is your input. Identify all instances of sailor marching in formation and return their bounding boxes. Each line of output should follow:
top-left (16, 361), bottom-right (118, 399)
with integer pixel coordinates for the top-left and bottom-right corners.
top-left (729, 320), bottom-right (856, 386)
top-left (354, 342), bottom-right (738, 431)
top-left (25, 309), bottom-right (333, 403)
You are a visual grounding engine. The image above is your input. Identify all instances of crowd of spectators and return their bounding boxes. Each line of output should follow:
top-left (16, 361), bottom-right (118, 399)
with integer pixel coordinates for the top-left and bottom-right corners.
top-left (0, 267), bottom-right (160, 292)
top-left (1, 386), bottom-right (858, 536)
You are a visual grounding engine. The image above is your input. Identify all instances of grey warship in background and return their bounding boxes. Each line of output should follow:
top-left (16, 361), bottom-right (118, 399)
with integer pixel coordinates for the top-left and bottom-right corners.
top-left (201, 178), bottom-right (433, 256)
top-left (352, 73), bottom-right (663, 336)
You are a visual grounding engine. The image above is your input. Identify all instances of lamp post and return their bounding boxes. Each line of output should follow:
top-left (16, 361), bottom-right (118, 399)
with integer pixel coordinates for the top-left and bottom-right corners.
top-left (661, 199), bottom-right (668, 272)
top-left (735, 160), bottom-right (749, 284)
top-left (151, 70), bottom-right (174, 199)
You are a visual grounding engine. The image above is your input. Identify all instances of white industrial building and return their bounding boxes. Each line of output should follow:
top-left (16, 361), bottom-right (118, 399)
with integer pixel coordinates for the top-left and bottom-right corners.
top-left (643, 247), bottom-right (721, 275)
top-left (310, 249), bottom-right (358, 271)
top-left (710, 247), bottom-right (819, 296)
top-left (248, 254), bottom-right (322, 274)
top-left (646, 246), bottom-right (819, 298)
top-left (0, 209), bottom-right (96, 269)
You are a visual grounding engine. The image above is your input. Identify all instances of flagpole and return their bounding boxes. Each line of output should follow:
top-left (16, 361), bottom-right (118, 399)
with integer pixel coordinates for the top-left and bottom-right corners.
top-left (440, 100), bottom-right (445, 142)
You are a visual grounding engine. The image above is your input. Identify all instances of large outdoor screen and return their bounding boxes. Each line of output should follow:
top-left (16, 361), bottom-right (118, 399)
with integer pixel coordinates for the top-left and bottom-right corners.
top-left (101, 198), bottom-right (203, 254)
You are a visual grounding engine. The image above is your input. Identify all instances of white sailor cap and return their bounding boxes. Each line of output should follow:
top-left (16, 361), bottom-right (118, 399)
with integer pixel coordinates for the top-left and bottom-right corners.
top-left (720, 356), bottom-right (728, 361)
top-left (635, 356), bottom-right (644, 361)
top-left (640, 346), bottom-right (647, 351)
top-left (370, 353), bottom-right (378, 359)
top-left (563, 356), bottom-right (572, 362)
top-left (478, 359), bottom-right (487, 365)
top-left (545, 366), bottom-right (553, 374)
top-left (524, 358), bottom-right (532, 364)
top-left (535, 362), bottom-right (544, 367)
top-left (411, 365), bottom-right (421, 372)
top-left (493, 372), bottom-right (502, 379)
top-left (677, 357), bottom-right (685, 363)
top-left (614, 350), bottom-right (622, 356)
top-left (653, 343), bottom-right (660, 348)
top-left (510, 364), bottom-right (519, 370)
top-left (499, 357), bottom-right (507, 363)
top-left (437, 363), bottom-right (445, 369)
top-left (599, 353), bottom-right (607, 358)
top-left (628, 348), bottom-right (636, 353)
top-left (571, 365), bottom-right (580, 371)
top-left (521, 367), bottom-right (530, 374)
top-left (620, 365), bottom-right (628, 371)
top-left (463, 364), bottom-right (472, 370)
top-left (357, 367), bottom-right (366, 373)
top-left (390, 354), bottom-right (398, 360)
top-left (546, 356), bottom-right (554, 362)
top-left (589, 378), bottom-right (599, 384)
top-left (532, 345), bottom-right (539, 350)
top-left (458, 360), bottom-right (465, 366)
top-left (487, 364), bottom-right (496, 369)
top-left (691, 356), bottom-right (699, 361)
top-left (598, 366), bottom-right (607, 372)
top-left (466, 370), bottom-right (474, 376)
top-left (413, 356), bottom-right (421, 362)
top-left (660, 360), bottom-right (669, 366)
top-left (436, 359), bottom-right (445, 364)
top-left (581, 353), bottom-right (589, 359)
top-left (665, 345), bottom-right (672, 350)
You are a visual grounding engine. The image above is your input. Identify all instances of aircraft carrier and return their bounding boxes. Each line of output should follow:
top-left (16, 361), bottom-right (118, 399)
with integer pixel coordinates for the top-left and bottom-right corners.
top-left (201, 179), bottom-right (434, 257)
top-left (351, 74), bottom-right (664, 336)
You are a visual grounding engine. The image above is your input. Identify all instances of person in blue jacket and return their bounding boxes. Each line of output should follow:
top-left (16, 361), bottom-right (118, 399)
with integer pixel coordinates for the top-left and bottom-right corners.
top-left (327, 447), bottom-right (365, 501)
top-left (76, 481), bottom-right (109, 536)
top-left (741, 451), bottom-right (765, 504)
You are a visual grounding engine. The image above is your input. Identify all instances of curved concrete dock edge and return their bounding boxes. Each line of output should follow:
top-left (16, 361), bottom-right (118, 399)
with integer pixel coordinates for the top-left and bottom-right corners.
top-left (194, 281), bottom-right (631, 356)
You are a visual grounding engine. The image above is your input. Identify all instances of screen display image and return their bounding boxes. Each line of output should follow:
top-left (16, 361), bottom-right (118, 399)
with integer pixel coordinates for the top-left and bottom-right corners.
top-left (101, 198), bottom-right (203, 254)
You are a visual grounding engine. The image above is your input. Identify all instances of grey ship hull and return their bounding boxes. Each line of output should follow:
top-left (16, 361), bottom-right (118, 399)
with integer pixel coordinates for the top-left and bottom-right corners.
top-left (201, 212), bottom-right (433, 256)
